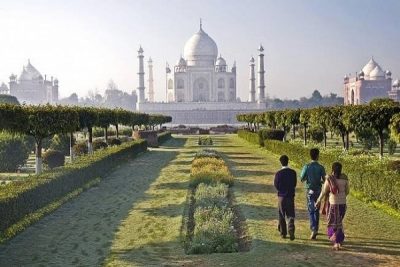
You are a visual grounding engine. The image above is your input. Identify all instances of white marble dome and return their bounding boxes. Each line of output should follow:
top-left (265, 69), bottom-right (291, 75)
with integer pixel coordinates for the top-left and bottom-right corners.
top-left (362, 58), bottom-right (382, 77)
top-left (393, 79), bottom-right (400, 88)
top-left (183, 26), bottom-right (218, 66)
top-left (369, 65), bottom-right (385, 80)
top-left (19, 60), bottom-right (42, 81)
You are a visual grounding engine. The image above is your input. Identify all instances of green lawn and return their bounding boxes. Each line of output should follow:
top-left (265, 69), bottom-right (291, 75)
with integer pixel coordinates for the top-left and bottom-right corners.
top-left (0, 135), bottom-right (399, 266)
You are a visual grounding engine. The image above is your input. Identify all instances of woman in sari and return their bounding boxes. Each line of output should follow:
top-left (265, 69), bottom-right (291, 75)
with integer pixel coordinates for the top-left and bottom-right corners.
top-left (316, 162), bottom-right (349, 250)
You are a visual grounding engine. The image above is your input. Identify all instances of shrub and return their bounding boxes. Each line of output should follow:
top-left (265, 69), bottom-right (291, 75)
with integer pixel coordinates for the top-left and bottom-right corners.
top-left (92, 127), bottom-right (105, 138)
top-left (237, 129), bottom-right (261, 146)
top-left (157, 132), bottom-right (171, 144)
top-left (195, 149), bottom-right (220, 159)
top-left (108, 138), bottom-right (122, 146)
top-left (73, 142), bottom-right (88, 156)
top-left (120, 127), bottom-right (133, 137)
top-left (50, 134), bottom-right (73, 155)
top-left (43, 150), bottom-right (65, 169)
top-left (388, 139), bottom-right (397, 155)
top-left (198, 136), bottom-right (213, 145)
top-left (259, 129), bottom-right (285, 141)
top-left (387, 160), bottom-right (400, 173)
top-left (308, 128), bottom-right (324, 143)
top-left (0, 132), bottom-right (30, 171)
top-left (93, 140), bottom-right (108, 151)
top-left (356, 128), bottom-right (379, 150)
top-left (0, 140), bottom-right (147, 235)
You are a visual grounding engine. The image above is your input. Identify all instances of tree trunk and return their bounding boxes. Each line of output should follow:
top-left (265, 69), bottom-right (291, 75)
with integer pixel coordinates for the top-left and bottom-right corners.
top-left (323, 130), bottom-right (327, 148)
top-left (379, 132), bottom-right (384, 158)
top-left (88, 127), bottom-right (93, 154)
top-left (116, 124), bottom-right (119, 139)
top-left (104, 127), bottom-right (108, 142)
top-left (35, 139), bottom-right (43, 175)
top-left (341, 133), bottom-right (346, 150)
top-left (70, 132), bottom-right (74, 163)
top-left (304, 125), bottom-right (307, 146)
top-left (345, 131), bottom-right (350, 151)
top-left (293, 125), bottom-right (296, 140)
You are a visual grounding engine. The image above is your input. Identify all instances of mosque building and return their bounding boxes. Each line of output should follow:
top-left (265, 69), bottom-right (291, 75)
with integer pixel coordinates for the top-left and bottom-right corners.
top-left (343, 58), bottom-right (393, 105)
top-left (137, 22), bottom-right (267, 124)
top-left (5, 60), bottom-right (59, 104)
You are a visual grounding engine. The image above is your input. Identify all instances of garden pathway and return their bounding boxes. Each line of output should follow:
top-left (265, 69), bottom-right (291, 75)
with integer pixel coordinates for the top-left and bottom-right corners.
top-left (0, 135), bottom-right (400, 266)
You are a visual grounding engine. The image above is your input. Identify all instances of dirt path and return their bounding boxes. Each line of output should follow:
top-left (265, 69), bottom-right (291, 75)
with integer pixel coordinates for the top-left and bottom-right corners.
top-left (0, 138), bottom-right (186, 267)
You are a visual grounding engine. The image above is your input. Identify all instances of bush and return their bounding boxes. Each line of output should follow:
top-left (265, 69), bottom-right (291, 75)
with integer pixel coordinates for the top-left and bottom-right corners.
top-left (195, 149), bottom-right (220, 159)
top-left (92, 127), bottom-right (105, 138)
top-left (43, 150), bottom-right (65, 169)
top-left (108, 138), bottom-right (121, 146)
top-left (356, 128), bottom-right (379, 150)
top-left (237, 129), bottom-right (261, 146)
top-left (387, 160), bottom-right (400, 173)
top-left (198, 136), bottom-right (213, 146)
top-left (73, 142), bottom-right (88, 156)
top-left (157, 132), bottom-right (171, 144)
top-left (0, 132), bottom-right (30, 171)
top-left (388, 139), bottom-right (397, 155)
top-left (120, 127), bottom-right (133, 137)
top-left (308, 128), bottom-right (324, 143)
top-left (93, 140), bottom-right (108, 151)
top-left (0, 140), bottom-right (148, 235)
top-left (259, 129), bottom-right (285, 141)
top-left (50, 134), bottom-right (73, 156)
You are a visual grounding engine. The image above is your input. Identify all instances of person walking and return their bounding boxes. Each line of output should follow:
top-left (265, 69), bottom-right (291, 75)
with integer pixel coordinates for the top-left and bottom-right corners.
top-left (274, 155), bottom-right (297, 240)
top-left (300, 148), bottom-right (326, 240)
top-left (316, 162), bottom-right (349, 250)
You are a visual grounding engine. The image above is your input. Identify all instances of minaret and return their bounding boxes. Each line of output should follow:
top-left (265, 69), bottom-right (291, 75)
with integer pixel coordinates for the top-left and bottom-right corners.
top-left (249, 56), bottom-right (256, 102)
top-left (257, 44), bottom-right (266, 103)
top-left (148, 57), bottom-right (154, 102)
top-left (137, 46), bottom-right (145, 103)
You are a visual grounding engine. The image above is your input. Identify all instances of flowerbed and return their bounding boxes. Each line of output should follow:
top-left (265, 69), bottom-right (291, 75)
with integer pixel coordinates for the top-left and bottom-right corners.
top-left (198, 136), bottom-right (213, 146)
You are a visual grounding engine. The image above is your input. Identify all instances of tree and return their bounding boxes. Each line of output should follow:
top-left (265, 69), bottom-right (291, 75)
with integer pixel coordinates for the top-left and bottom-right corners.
top-left (23, 105), bottom-right (79, 174)
top-left (311, 90), bottom-right (323, 103)
top-left (299, 109), bottom-right (311, 145)
top-left (76, 107), bottom-right (98, 154)
top-left (285, 109), bottom-right (300, 139)
top-left (275, 111), bottom-right (290, 141)
top-left (264, 111), bottom-right (277, 129)
top-left (328, 106), bottom-right (348, 149)
top-left (97, 108), bottom-right (114, 142)
top-left (0, 95), bottom-right (19, 105)
top-left (310, 107), bottom-right (331, 147)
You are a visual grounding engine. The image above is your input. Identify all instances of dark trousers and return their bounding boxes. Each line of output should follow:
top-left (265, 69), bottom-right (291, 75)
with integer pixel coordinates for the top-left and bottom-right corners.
top-left (278, 196), bottom-right (295, 237)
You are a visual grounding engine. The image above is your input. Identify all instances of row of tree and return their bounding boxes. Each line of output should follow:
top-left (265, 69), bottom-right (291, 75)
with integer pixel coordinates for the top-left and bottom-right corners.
top-left (0, 104), bottom-right (172, 174)
top-left (237, 99), bottom-right (400, 157)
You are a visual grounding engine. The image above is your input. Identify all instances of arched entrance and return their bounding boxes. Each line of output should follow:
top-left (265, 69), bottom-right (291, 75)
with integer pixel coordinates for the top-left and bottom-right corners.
top-left (192, 77), bottom-right (209, 102)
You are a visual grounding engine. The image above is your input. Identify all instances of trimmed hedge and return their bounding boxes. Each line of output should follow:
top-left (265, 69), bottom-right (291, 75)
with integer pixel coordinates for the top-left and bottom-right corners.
top-left (258, 129), bottom-right (285, 141)
top-left (157, 131), bottom-right (172, 144)
top-left (0, 132), bottom-right (30, 171)
top-left (43, 150), bottom-right (65, 169)
top-left (237, 129), bottom-right (261, 146)
top-left (262, 139), bottom-right (400, 210)
top-left (0, 139), bottom-right (147, 234)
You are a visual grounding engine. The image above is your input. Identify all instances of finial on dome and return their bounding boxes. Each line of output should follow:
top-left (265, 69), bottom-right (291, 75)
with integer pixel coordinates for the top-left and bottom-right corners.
top-left (258, 44), bottom-right (264, 52)
top-left (200, 18), bottom-right (202, 30)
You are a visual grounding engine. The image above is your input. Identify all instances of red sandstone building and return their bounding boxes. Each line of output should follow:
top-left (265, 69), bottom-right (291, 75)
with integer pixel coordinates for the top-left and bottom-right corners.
top-left (344, 58), bottom-right (393, 105)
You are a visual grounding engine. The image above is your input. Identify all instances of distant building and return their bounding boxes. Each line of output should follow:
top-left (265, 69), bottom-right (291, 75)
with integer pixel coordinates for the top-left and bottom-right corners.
top-left (0, 82), bottom-right (9, 95)
top-left (9, 60), bottom-right (58, 104)
top-left (138, 22), bottom-right (267, 124)
top-left (344, 58), bottom-right (392, 105)
top-left (388, 79), bottom-right (400, 101)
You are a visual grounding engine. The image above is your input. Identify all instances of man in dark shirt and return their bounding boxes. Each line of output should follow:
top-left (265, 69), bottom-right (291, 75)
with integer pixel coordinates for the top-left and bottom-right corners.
top-left (274, 155), bottom-right (297, 240)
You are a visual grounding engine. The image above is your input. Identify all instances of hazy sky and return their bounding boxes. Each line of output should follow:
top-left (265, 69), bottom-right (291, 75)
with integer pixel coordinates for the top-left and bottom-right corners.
top-left (0, 0), bottom-right (399, 101)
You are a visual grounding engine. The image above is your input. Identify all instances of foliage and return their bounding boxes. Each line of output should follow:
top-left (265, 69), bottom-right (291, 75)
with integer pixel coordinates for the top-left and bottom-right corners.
top-left (93, 140), bottom-right (108, 151)
top-left (258, 129), bottom-right (285, 141)
top-left (198, 136), bottom-right (213, 146)
top-left (0, 95), bottom-right (19, 105)
top-left (120, 127), bottom-right (133, 137)
top-left (0, 140), bottom-right (147, 234)
top-left (356, 128), bottom-right (379, 150)
top-left (195, 148), bottom-right (220, 159)
top-left (72, 142), bottom-right (88, 156)
top-left (190, 152), bottom-right (233, 187)
top-left (388, 139), bottom-right (397, 155)
top-left (108, 138), bottom-right (122, 146)
top-left (0, 132), bottom-right (30, 171)
top-left (308, 128), bottom-right (324, 143)
top-left (157, 132), bottom-right (172, 144)
top-left (237, 129), bottom-right (260, 146)
top-left (43, 150), bottom-right (65, 169)
top-left (50, 134), bottom-right (73, 155)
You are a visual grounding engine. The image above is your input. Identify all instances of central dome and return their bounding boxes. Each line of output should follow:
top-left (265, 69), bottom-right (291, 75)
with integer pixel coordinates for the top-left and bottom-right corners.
top-left (183, 25), bottom-right (218, 66)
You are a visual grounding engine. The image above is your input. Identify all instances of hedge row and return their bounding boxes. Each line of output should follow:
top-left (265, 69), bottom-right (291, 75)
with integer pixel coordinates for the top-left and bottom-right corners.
top-left (237, 129), bottom-right (261, 146)
top-left (157, 131), bottom-right (172, 144)
top-left (262, 139), bottom-right (400, 210)
top-left (237, 129), bottom-right (285, 147)
top-left (0, 139), bottom-right (147, 234)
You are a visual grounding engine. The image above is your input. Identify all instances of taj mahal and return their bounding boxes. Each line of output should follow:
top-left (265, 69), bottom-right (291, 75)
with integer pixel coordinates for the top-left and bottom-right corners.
top-left (137, 22), bottom-right (267, 124)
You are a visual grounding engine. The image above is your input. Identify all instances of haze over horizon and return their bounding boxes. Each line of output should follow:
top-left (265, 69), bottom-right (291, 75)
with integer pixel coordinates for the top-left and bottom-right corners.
top-left (0, 0), bottom-right (399, 102)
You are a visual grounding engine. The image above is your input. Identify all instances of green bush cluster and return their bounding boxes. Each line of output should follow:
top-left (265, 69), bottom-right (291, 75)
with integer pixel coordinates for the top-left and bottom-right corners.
top-left (262, 139), bottom-right (400, 210)
top-left (0, 140), bottom-right (147, 234)
top-left (237, 129), bottom-right (260, 146)
top-left (258, 129), bottom-right (285, 141)
top-left (188, 183), bottom-right (237, 254)
top-left (190, 151), bottom-right (233, 187)
top-left (195, 149), bottom-right (220, 159)
top-left (157, 132), bottom-right (172, 144)
top-left (43, 150), bottom-right (65, 169)
top-left (198, 136), bottom-right (213, 146)
top-left (0, 132), bottom-right (30, 171)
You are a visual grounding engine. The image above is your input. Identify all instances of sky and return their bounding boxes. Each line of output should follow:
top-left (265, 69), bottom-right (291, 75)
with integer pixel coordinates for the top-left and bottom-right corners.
top-left (0, 0), bottom-right (399, 101)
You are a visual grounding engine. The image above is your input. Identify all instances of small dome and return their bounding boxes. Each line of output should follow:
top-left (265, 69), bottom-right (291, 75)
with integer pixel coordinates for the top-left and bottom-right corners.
top-left (369, 65), bottom-right (385, 80)
top-left (216, 55), bottom-right (226, 66)
top-left (362, 58), bottom-right (382, 77)
top-left (393, 79), bottom-right (400, 88)
top-left (344, 74), bottom-right (349, 80)
top-left (386, 70), bottom-right (392, 76)
top-left (176, 56), bottom-right (187, 66)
